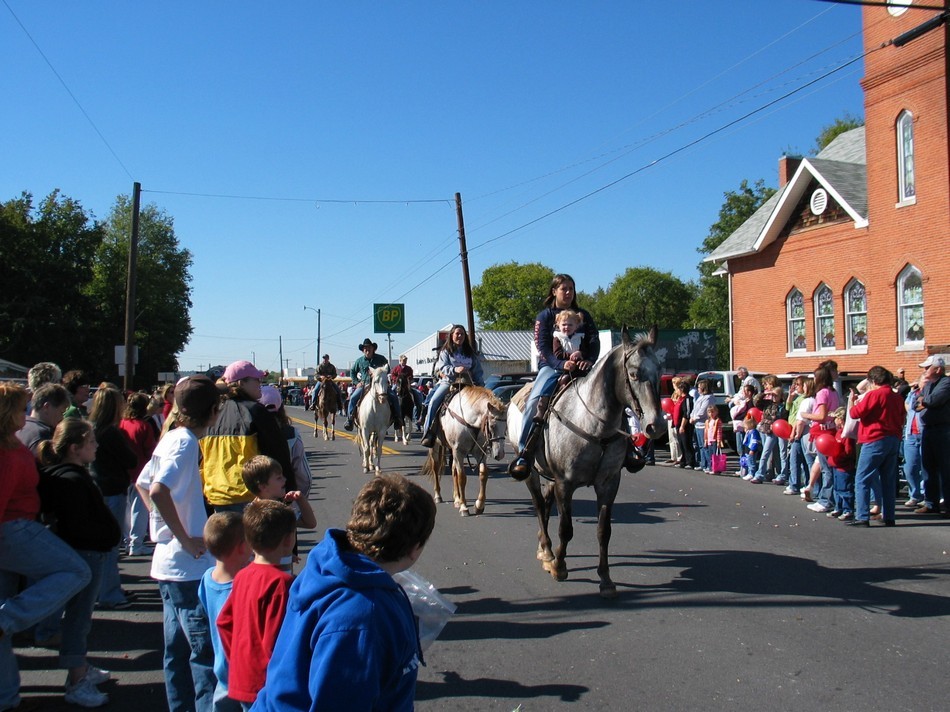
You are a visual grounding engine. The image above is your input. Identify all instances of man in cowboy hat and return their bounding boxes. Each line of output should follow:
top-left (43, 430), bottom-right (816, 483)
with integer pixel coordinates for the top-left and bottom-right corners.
top-left (343, 339), bottom-right (402, 431)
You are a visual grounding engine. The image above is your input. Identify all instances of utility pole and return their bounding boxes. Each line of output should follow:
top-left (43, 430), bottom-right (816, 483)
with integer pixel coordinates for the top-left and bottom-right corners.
top-left (123, 181), bottom-right (141, 391)
top-left (304, 306), bottom-right (321, 362)
top-left (455, 192), bottom-right (477, 351)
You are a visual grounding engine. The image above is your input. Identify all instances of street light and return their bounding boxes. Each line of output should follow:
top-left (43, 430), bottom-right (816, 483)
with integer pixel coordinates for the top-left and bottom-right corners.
top-left (303, 306), bottom-right (321, 364)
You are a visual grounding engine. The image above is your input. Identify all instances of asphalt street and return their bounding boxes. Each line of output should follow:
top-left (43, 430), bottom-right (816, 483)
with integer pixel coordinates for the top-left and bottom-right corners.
top-left (15, 405), bottom-right (950, 711)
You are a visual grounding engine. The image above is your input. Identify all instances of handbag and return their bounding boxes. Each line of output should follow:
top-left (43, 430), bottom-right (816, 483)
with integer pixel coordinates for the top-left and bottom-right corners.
top-left (711, 446), bottom-right (728, 474)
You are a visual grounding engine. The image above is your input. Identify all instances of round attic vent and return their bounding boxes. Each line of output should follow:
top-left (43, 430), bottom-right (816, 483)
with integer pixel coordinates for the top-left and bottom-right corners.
top-left (810, 188), bottom-right (828, 216)
top-left (888, 0), bottom-right (911, 17)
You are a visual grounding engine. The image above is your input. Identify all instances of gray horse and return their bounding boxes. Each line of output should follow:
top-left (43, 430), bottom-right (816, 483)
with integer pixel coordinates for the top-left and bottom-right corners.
top-left (507, 326), bottom-right (664, 598)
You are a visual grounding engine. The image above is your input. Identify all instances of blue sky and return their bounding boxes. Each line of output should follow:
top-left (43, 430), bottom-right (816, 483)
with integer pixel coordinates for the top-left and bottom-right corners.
top-left (2, 1), bottom-right (869, 376)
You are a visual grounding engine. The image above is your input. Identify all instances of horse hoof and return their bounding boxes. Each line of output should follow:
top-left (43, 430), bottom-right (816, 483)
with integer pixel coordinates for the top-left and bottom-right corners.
top-left (474, 505), bottom-right (484, 516)
top-left (459, 507), bottom-right (470, 517)
top-left (434, 495), bottom-right (443, 504)
top-left (599, 583), bottom-right (618, 599)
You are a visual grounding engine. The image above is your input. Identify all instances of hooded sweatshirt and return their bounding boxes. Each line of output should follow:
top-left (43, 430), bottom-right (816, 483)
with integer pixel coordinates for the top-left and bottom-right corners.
top-left (253, 529), bottom-right (423, 712)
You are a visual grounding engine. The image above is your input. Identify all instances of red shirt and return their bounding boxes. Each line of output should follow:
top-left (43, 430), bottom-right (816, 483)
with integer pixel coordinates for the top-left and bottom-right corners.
top-left (849, 386), bottom-right (904, 444)
top-left (217, 562), bottom-right (293, 703)
top-left (0, 443), bottom-right (42, 523)
top-left (826, 429), bottom-right (856, 473)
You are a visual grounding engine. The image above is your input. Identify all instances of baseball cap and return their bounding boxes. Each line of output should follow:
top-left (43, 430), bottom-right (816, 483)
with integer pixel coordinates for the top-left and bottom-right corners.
top-left (223, 360), bottom-right (265, 383)
top-left (258, 385), bottom-right (282, 412)
top-left (919, 356), bottom-right (945, 369)
top-left (174, 376), bottom-right (220, 418)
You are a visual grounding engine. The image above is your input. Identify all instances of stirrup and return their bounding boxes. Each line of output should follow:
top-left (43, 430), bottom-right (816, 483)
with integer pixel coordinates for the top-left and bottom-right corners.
top-left (508, 455), bottom-right (532, 481)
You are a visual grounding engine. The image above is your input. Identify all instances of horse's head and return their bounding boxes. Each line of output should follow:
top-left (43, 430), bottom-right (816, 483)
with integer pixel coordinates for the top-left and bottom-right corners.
top-left (369, 366), bottom-right (390, 397)
top-left (485, 395), bottom-right (508, 461)
top-left (620, 325), bottom-right (665, 439)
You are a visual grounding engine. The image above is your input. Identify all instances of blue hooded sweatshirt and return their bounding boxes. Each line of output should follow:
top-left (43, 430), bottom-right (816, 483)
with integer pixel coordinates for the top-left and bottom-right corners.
top-left (252, 529), bottom-right (422, 712)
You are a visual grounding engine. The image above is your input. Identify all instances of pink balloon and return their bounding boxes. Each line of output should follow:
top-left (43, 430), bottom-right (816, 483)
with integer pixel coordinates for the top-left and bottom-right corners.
top-left (771, 418), bottom-right (792, 440)
top-left (661, 397), bottom-right (675, 415)
top-left (814, 431), bottom-right (840, 459)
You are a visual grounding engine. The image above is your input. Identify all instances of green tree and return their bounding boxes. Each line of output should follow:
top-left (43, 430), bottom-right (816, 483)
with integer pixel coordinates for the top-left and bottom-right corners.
top-left (472, 262), bottom-right (554, 330)
top-left (86, 195), bottom-right (194, 389)
top-left (690, 179), bottom-right (776, 367)
top-left (596, 267), bottom-right (694, 330)
top-left (814, 112), bottom-right (864, 153)
top-left (0, 191), bottom-right (104, 371)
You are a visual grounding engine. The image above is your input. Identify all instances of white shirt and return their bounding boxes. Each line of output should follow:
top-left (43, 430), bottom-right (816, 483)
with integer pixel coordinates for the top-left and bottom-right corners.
top-left (136, 427), bottom-right (213, 581)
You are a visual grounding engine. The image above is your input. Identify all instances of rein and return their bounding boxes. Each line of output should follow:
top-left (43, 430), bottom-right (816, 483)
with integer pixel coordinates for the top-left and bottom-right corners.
top-left (447, 396), bottom-right (506, 460)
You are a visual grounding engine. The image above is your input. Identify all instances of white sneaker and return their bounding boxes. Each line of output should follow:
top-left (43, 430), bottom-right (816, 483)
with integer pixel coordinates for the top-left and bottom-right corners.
top-left (65, 676), bottom-right (108, 708)
top-left (807, 502), bottom-right (830, 513)
top-left (85, 666), bottom-right (111, 685)
top-left (741, 473), bottom-right (755, 481)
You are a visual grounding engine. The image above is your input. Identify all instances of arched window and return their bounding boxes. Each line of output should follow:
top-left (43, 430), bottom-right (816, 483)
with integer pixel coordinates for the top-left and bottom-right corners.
top-left (814, 283), bottom-right (835, 350)
top-left (897, 110), bottom-right (915, 203)
top-left (845, 280), bottom-right (868, 348)
top-left (898, 265), bottom-right (924, 345)
top-left (787, 289), bottom-right (806, 352)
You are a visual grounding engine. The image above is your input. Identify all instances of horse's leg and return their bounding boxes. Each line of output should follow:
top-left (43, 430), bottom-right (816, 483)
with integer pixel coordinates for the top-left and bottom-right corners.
top-left (374, 431), bottom-right (382, 474)
top-left (548, 480), bottom-right (574, 582)
top-left (525, 475), bottom-right (555, 566)
top-left (313, 408), bottom-right (319, 438)
top-left (474, 460), bottom-right (488, 515)
top-left (454, 455), bottom-right (469, 517)
top-left (430, 443), bottom-right (444, 504)
top-left (594, 475), bottom-right (621, 599)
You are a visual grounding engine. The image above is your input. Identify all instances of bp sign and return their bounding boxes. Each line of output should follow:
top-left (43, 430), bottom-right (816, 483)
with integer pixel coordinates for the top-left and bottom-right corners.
top-left (374, 303), bottom-right (405, 333)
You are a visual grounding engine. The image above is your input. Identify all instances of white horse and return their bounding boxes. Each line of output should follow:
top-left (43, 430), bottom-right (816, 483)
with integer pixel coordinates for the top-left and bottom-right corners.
top-left (356, 365), bottom-right (392, 474)
top-left (507, 326), bottom-right (664, 598)
top-left (421, 386), bottom-right (507, 516)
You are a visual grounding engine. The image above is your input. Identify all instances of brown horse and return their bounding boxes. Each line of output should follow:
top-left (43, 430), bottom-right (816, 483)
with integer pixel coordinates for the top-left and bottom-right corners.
top-left (421, 385), bottom-right (507, 516)
top-left (313, 375), bottom-right (339, 440)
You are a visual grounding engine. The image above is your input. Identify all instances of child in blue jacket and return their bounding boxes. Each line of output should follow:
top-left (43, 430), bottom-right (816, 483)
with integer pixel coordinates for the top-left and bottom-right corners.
top-left (740, 414), bottom-right (762, 480)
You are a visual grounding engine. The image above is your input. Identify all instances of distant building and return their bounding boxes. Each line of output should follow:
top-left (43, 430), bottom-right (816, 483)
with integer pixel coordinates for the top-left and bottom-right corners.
top-left (705, 5), bottom-right (949, 376)
top-left (400, 326), bottom-right (533, 378)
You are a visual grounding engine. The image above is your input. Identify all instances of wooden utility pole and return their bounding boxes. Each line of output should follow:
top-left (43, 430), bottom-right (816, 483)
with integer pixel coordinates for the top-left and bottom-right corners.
top-left (455, 193), bottom-right (477, 351)
top-left (123, 182), bottom-right (141, 391)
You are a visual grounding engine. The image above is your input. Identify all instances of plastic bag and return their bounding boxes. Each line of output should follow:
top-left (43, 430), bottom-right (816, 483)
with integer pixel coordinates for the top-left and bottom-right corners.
top-left (393, 569), bottom-right (456, 652)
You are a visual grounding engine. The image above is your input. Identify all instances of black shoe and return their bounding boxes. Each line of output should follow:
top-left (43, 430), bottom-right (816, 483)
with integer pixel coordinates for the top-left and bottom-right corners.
top-left (343, 419), bottom-right (353, 431)
top-left (421, 433), bottom-right (435, 448)
top-left (851, 519), bottom-right (870, 527)
top-left (884, 519), bottom-right (896, 527)
top-left (508, 457), bottom-right (531, 481)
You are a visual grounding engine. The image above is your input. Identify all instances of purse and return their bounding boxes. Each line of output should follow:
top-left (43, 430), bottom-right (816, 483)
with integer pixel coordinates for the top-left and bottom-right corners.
top-left (711, 446), bottom-right (728, 474)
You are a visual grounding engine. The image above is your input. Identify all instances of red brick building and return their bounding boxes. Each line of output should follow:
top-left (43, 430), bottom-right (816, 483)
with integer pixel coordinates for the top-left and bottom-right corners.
top-left (706, 3), bottom-right (949, 378)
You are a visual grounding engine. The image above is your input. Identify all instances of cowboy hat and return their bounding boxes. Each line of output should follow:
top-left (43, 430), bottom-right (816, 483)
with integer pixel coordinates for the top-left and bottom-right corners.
top-left (358, 338), bottom-right (378, 351)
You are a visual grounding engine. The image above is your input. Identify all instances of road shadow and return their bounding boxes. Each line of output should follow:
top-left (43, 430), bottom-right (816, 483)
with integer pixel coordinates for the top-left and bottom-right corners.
top-left (416, 670), bottom-right (586, 704)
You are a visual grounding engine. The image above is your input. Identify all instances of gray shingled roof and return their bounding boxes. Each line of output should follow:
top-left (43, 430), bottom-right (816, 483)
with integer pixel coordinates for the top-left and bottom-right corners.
top-left (706, 126), bottom-right (867, 263)
top-left (475, 330), bottom-right (532, 361)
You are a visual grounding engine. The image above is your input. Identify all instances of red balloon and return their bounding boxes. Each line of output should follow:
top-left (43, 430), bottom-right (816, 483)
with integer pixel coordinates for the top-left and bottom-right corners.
top-left (633, 432), bottom-right (648, 447)
top-left (747, 407), bottom-right (763, 423)
top-left (771, 418), bottom-right (792, 440)
top-left (661, 397), bottom-right (675, 415)
top-left (814, 431), bottom-right (841, 458)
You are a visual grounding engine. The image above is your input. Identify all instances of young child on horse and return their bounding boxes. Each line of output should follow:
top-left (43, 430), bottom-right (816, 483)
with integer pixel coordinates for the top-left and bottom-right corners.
top-left (420, 325), bottom-right (485, 448)
top-left (343, 339), bottom-right (401, 432)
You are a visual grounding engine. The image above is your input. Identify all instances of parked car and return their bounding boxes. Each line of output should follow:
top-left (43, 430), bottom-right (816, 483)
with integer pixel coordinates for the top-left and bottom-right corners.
top-left (484, 372), bottom-right (536, 391)
top-left (492, 383), bottom-right (528, 406)
top-left (695, 370), bottom-right (768, 454)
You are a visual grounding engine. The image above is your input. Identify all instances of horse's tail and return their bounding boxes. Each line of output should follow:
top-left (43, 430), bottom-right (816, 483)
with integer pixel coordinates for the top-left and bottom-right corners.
top-left (421, 440), bottom-right (446, 485)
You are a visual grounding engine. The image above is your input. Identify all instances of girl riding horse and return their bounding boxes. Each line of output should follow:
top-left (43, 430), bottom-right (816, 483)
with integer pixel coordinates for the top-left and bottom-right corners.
top-left (420, 325), bottom-right (485, 448)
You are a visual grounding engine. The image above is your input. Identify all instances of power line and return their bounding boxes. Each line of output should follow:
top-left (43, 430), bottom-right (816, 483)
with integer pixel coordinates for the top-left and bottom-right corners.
top-left (142, 189), bottom-right (450, 205)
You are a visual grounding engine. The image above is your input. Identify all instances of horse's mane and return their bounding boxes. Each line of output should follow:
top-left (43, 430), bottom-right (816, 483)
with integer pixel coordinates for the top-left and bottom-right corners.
top-left (464, 385), bottom-right (504, 410)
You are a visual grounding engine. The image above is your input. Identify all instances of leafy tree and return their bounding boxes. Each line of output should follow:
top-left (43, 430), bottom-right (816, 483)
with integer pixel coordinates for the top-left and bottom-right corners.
top-left (814, 112), bottom-right (864, 153)
top-left (690, 179), bottom-right (776, 367)
top-left (86, 195), bottom-right (194, 389)
top-left (596, 267), bottom-right (694, 330)
top-left (0, 191), bottom-right (104, 371)
top-left (472, 262), bottom-right (554, 330)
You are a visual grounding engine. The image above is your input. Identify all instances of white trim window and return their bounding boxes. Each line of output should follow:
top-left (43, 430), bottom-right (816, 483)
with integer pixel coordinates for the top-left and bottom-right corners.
top-left (898, 265), bottom-right (924, 345)
top-left (845, 279), bottom-right (869, 348)
top-left (814, 283), bottom-right (836, 350)
top-left (788, 289), bottom-right (807, 352)
top-left (897, 110), bottom-right (916, 203)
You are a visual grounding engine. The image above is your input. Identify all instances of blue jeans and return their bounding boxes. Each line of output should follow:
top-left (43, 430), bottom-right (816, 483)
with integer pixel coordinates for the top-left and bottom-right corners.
top-left (902, 432), bottom-right (927, 503)
top-left (346, 387), bottom-right (401, 422)
top-left (832, 468), bottom-right (855, 515)
top-left (787, 439), bottom-right (807, 490)
top-left (422, 382), bottom-right (450, 434)
top-left (129, 484), bottom-right (150, 553)
top-left (755, 433), bottom-right (778, 479)
top-left (158, 579), bottom-right (216, 712)
top-left (854, 436), bottom-right (900, 522)
top-left (98, 493), bottom-right (127, 605)
top-left (777, 436), bottom-right (790, 480)
top-left (518, 366), bottom-right (560, 452)
top-left (60, 550), bottom-right (107, 669)
top-left (693, 426), bottom-right (706, 467)
top-left (816, 451), bottom-right (835, 508)
top-left (0, 519), bottom-right (91, 709)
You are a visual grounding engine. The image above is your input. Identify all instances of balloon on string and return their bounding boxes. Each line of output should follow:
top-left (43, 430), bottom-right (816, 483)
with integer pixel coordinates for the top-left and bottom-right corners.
top-left (633, 432), bottom-right (648, 447)
top-left (771, 419), bottom-right (792, 440)
top-left (661, 397), bottom-right (675, 415)
top-left (747, 407), bottom-right (763, 423)
top-left (814, 432), bottom-right (841, 459)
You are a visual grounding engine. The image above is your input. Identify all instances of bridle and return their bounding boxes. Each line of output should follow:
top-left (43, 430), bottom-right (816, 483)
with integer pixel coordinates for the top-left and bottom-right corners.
top-left (446, 397), bottom-right (507, 459)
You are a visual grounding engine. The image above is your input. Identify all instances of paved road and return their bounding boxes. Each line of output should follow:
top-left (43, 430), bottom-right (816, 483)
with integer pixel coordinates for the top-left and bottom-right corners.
top-left (16, 406), bottom-right (950, 710)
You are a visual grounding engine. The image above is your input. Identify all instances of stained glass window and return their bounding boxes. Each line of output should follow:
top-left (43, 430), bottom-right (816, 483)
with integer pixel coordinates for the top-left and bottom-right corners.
top-left (897, 111), bottom-right (915, 202)
top-left (788, 289), bottom-right (806, 351)
top-left (815, 284), bottom-right (835, 349)
top-left (845, 280), bottom-right (868, 348)
top-left (898, 265), bottom-right (924, 344)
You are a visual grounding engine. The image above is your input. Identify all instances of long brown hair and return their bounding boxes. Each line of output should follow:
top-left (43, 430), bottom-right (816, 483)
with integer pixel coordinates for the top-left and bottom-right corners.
top-left (37, 419), bottom-right (94, 467)
top-left (89, 387), bottom-right (124, 435)
top-left (543, 273), bottom-right (580, 310)
top-left (0, 382), bottom-right (29, 448)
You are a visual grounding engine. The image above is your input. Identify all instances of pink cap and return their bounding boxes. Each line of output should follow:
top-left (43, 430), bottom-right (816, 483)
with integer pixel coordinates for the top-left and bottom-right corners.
top-left (223, 360), bottom-right (265, 383)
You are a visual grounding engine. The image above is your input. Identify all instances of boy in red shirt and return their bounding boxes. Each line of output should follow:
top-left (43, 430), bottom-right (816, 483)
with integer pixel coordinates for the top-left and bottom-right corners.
top-left (826, 407), bottom-right (857, 521)
top-left (217, 499), bottom-right (296, 708)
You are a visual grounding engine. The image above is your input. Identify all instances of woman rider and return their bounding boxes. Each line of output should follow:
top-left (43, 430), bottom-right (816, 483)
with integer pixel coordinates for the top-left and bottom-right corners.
top-left (420, 325), bottom-right (484, 448)
top-left (509, 274), bottom-right (599, 480)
